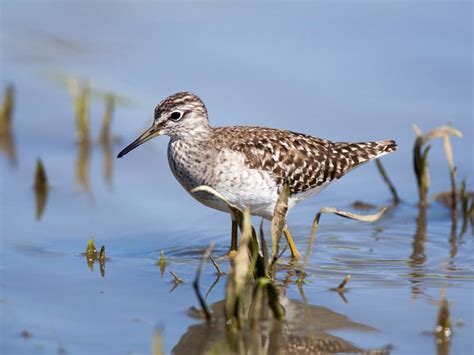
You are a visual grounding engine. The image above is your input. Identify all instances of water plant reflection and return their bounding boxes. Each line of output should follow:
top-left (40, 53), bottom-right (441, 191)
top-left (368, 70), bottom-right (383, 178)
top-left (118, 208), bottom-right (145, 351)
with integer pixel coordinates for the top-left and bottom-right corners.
top-left (33, 158), bottom-right (49, 220)
top-left (75, 139), bottom-right (92, 194)
top-left (0, 85), bottom-right (17, 166)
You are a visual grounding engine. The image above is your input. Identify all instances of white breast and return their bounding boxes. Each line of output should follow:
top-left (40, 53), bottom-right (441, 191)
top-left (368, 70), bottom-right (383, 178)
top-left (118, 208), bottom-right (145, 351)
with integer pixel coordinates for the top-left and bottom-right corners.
top-left (167, 141), bottom-right (323, 220)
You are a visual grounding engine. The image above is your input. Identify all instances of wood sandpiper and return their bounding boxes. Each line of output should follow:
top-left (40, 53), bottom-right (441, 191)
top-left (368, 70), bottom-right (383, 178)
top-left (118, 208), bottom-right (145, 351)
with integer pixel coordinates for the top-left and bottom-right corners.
top-left (117, 92), bottom-right (397, 259)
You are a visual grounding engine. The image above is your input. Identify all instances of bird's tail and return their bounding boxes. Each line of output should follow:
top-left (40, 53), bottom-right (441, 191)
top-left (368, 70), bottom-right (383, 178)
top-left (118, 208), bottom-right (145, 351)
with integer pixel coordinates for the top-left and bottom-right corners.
top-left (333, 140), bottom-right (397, 174)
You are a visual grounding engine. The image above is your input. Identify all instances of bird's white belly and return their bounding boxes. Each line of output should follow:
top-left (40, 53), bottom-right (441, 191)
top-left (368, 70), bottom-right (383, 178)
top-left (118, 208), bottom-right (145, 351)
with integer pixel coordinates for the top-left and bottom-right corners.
top-left (168, 143), bottom-right (328, 220)
top-left (211, 150), bottom-right (282, 219)
top-left (168, 144), bottom-right (283, 219)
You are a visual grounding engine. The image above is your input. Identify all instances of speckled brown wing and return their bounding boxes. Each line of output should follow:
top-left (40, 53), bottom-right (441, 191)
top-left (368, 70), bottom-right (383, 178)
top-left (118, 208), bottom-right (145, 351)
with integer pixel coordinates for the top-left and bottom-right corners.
top-left (212, 126), bottom-right (396, 195)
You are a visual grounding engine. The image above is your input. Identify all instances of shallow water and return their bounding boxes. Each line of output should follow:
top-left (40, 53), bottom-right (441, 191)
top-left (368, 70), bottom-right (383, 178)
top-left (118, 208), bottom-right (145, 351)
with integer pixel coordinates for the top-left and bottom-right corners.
top-left (1, 1), bottom-right (473, 354)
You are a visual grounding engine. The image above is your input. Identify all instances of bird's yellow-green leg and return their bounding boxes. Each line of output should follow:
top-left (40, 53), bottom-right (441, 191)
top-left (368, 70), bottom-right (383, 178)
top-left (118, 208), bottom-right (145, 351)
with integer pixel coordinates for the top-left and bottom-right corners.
top-left (283, 226), bottom-right (301, 260)
top-left (228, 218), bottom-right (238, 257)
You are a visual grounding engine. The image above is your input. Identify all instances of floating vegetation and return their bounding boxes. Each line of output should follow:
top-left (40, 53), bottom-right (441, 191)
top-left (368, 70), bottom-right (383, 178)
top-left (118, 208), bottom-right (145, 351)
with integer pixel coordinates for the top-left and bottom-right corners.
top-left (375, 159), bottom-right (400, 204)
top-left (157, 250), bottom-right (167, 277)
top-left (413, 124), bottom-right (462, 206)
top-left (0, 84), bottom-right (17, 166)
top-left (33, 158), bottom-right (49, 220)
top-left (83, 238), bottom-right (107, 276)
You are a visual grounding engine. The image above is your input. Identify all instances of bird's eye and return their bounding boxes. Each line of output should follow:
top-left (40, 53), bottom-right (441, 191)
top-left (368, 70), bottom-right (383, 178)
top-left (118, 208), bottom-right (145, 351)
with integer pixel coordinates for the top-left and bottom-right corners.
top-left (169, 111), bottom-right (182, 121)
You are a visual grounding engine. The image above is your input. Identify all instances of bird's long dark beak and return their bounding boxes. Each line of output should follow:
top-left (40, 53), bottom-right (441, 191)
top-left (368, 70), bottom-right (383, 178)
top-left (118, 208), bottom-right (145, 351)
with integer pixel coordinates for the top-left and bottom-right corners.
top-left (117, 125), bottom-right (161, 158)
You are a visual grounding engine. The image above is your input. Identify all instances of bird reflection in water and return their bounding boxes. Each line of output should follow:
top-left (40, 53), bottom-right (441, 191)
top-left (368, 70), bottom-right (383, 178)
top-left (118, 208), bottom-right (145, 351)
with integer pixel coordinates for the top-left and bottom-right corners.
top-left (171, 286), bottom-right (391, 355)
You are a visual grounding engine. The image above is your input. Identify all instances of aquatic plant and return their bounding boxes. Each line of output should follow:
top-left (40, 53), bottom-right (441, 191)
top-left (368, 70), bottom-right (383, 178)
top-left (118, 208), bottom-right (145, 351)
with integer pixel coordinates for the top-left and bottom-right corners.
top-left (375, 159), bottom-right (400, 204)
top-left (190, 184), bottom-right (388, 333)
top-left (170, 271), bottom-right (184, 285)
top-left (85, 238), bottom-right (98, 271)
top-left (83, 238), bottom-right (106, 276)
top-left (412, 124), bottom-right (462, 206)
top-left (297, 206), bottom-right (387, 285)
top-left (459, 180), bottom-right (473, 235)
top-left (193, 244), bottom-right (214, 323)
top-left (191, 186), bottom-right (284, 328)
top-left (209, 254), bottom-right (225, 276)
top-left (157, 250), bottom-right (167, 277)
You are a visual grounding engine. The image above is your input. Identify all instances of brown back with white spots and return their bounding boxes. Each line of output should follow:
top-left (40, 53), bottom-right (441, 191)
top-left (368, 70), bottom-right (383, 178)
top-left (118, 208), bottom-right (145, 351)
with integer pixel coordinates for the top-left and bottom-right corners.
top-left (211, 126), bottom-right (397, 195)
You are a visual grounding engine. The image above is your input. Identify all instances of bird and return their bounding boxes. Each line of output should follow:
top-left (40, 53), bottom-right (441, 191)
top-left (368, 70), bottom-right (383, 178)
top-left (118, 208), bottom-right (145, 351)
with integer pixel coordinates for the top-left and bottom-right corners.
top-left (117, 92), bottom-right (397, 259)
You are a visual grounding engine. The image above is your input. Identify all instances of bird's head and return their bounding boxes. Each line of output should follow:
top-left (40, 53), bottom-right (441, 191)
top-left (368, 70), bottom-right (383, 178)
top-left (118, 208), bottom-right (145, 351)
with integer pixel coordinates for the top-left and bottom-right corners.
top-left (117, 92), bottom-right (210, 158)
